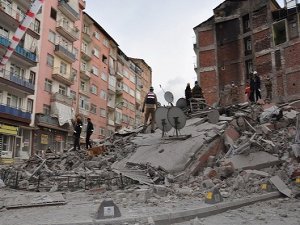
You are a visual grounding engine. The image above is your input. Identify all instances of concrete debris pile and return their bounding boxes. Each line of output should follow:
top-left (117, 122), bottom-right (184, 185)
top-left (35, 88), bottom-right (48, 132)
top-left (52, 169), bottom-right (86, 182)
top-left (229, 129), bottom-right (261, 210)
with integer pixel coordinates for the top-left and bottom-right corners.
top-left (0, 100), bottom-right (299, 209)
top-left (0, 133), bottom-right (139, 191)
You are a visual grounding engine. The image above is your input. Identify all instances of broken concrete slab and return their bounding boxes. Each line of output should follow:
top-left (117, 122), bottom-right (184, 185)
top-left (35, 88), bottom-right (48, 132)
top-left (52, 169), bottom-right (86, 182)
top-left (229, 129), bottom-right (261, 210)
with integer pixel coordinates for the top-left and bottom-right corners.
top-left (224, 152), bottom-right (281, 170)
top-left (3, 193), bottom-right (66, 209)
top-left (269, 176), bottom-right (292, 198)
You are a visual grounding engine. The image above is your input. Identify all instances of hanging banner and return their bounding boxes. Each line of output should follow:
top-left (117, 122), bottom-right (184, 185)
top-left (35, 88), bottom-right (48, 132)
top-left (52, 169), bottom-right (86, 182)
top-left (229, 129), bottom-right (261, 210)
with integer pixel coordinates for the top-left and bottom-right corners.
top-left (40, 134), bottom-right (49, 145)
top-left (0, 124), bottom-right (18, 135)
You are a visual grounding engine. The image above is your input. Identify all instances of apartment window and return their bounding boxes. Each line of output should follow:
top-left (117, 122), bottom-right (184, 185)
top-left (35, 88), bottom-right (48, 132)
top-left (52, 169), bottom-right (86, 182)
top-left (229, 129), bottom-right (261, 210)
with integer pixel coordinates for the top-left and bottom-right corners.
top-left (10, 64), bottom-right (25, 79)
top-left (129, 75), bottom-right (135, 83)
top-left (80, 81), bottom-right (87, 92)
top-left (129, 88), bottom-right (135, 97)
top-left (90, 104), bottom-right (97, 114)
top-left (7, 94), bottom-right (21, 109)
top-left (102, 55), bottom-right (108, 64)
top-left (100, 90), bottom-right (107, 100)
top-left (94, 31), bottom-right (100, 40)
top-left (90, 84), bottom-right (98, 95)
top-left (47, 54), bottom-right (54, 67)
top-left (123, 84), bottom-right (129, 93)
top-left (50, 8), bottom-right (57, 20)
top-left (0, 26), bottom-right (9, 38)
top-left (27, 99), bottom-right (33, 113)
top-left (100, 108), bottom-right (106, 117)
top-left (29, 71), bottom-right (36, 84)
top-left (48, 30), bottom-right (56, 43)
top-left (70, 90), bottom-right (76, 100)
top-left (136, 90), bottom-right (141, 101)
top-left (83, 24), bottom-right (89, 34)
top-left (33, 19), bottom-right (40, 34)
top-left (273, 20), bottom-right (287, 45)
top-left (91, 66), bottom-right (98, 76)
top-left (101, 72), bottom-right (107, 81)
top-left (44, 79), bottom-right (52, 92)
top-left (60, 62), bottom-right (67, 74)
top-left (123, 70), bottom-right (129, 78)
top-left (99, 127), bottom-right (106, 136)
top-left (103, 38), bottom-right (109, 47)
top-left (59, 85), bottom-right (66, 96)
top-left (242, 14), bottom-right (250, 33)
top-left (92, 48), bottom-right (99, 58)
top-left (71, 68), bottom-right (77, 81)
top-left (43, 104), bottom-right (51, 115)
top-left (79, 95), bottom-right (89, 110)
top-left (81, 41), bottom-right (88, 52)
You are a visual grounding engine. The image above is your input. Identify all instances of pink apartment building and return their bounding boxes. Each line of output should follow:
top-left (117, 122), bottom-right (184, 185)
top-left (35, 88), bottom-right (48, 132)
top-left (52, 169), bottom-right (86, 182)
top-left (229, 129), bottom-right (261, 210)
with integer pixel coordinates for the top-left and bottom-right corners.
top-left (33, 0), bottom-right (85, 153)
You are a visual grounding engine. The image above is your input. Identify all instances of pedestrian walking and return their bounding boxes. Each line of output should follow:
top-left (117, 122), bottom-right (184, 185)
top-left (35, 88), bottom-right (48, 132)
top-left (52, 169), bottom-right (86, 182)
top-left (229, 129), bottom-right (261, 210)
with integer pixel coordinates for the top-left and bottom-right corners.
top-left (73, 117), bottom-right (82, 151)
top-left (86, 118), bottom-right (94, 149)
top-left (265, 76), bottom-right (272, 101)
top-left (185, 83), bottom-right (192, 109)
top-left (253, 71), bottom-right (261, 101)
top-left (142, 86), bottom-right (158, 133)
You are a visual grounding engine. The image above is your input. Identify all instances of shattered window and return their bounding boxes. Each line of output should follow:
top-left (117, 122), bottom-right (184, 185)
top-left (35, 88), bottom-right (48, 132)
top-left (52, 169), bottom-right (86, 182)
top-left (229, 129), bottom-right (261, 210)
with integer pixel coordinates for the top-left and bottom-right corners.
top-left (273, 20), bottom-right (287, 45)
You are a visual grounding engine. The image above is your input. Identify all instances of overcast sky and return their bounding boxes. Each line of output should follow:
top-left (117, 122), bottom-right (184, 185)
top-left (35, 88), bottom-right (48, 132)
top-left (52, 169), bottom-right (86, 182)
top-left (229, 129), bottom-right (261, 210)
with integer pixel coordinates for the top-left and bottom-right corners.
top-left (86, 0), bottom-right (285, 105)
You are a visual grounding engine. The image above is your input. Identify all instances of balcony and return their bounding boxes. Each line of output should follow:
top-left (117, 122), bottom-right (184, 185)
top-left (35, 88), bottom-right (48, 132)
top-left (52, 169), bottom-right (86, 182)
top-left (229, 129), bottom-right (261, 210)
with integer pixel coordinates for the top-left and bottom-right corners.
top-left (116, 71), bottom-right (124, 80)
top-left (58, 0), bottom-right (80, 22)
top-left (0, 1), bottom-right (40, 39)
top-left (116, 82), bottom-right (123, 95)
top-left (0, 69), bottom-right (34, 95)
top-left (54, 44), bottom-right (76, 63)
top-left (108, 119), bottom-right (115, 126)
top-left (79, 87), bottom-right (90, 97)
top-left (0, 35), bottom-right (37, 66)
top-left (107, 100), bottom-right (115, 110)
top-left (0, 104), bottom-right (31, 124)
top-left (80, 67), bottom-right (91, 80)
top-left (35, 114), bottom-right (70, 130)
top-left (81, 47), bottom-right (91, 61)
top-left (56, 20), bottom-right (79, 42)
top-left (51, 92), bottom-right (73, 106)
top-left (52, 67), bottom-right (74, 86)
top-left (82, 28), bottom-right (92, 43)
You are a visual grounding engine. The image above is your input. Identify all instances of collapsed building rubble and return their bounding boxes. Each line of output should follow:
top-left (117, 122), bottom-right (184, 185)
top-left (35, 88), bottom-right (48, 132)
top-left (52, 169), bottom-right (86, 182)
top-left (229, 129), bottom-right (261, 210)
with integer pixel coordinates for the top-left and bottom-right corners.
top-left (0, 100), bottom-right (300, 217)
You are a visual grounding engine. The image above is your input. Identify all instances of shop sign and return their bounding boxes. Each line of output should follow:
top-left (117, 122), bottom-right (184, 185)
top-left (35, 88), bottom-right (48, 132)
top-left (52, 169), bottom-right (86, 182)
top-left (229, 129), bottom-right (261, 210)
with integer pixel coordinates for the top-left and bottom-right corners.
top-left (0, 124), bottom-right (18, 135)
top-left (41, 134), bottom-right (49, 145)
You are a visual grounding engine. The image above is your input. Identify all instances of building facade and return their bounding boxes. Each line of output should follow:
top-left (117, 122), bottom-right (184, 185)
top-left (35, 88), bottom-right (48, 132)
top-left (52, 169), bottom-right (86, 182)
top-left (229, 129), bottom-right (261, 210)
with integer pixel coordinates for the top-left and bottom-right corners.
top-left (0, 0), bottom-right (40, 159)
top-left (0, 0), bottom-right (152, 158)
top-left (194, 0), bottom-right (300, 106)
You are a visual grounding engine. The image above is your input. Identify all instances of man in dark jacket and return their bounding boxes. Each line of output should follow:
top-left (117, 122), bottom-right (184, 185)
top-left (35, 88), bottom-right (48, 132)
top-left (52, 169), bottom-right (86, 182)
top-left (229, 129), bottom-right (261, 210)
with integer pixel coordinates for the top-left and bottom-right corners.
top-left (185, 83), bottom-right (192, 109)
top-left (86, 118), bottom-right (94, 149)
top-left (253, 71), bottom-right (261, 101)
top-left (73, 117), bottom-right (83, 151)
top-left (192, 81), bottom-right (203, 98)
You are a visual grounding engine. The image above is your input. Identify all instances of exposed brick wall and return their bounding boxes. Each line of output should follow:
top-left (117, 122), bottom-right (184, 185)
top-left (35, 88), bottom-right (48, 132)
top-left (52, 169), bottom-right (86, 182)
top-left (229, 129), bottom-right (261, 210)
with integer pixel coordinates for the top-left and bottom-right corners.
top-left (276, 73), bottom-right (285, 101)
top-left (217, 41), bottom-right (241, 62)
top-left (254, 29), bottom-right (271, 52)
top-left (200, 70), bottom-right (219, 104)
top-left (284, 42), bottom-right (300, 68)
top-left (199, 29), bottom-right (214, 47)
top-left (256, 53), bottom-right (272, 76)
top-left (199, 49), bottom-right (216, 67)
top-left (252, 6), bottom-right (268, 29)
top-left (218, 63), bottom-right (242, 87)
top-left (286, 72), bottom-right (300, 96)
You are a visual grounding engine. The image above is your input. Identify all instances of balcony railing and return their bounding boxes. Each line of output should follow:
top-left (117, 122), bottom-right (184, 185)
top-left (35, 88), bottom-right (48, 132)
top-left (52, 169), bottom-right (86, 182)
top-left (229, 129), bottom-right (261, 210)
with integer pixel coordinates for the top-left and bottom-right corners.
top-left (108, 119), bottom-right (115, 126)
top-left (0, 35), bottom-right (37, 64)
top-left (51, 92), bottom-right (73, 106)
top-left (81, 47), bottom-right (91, 61)
top-left (0, 68), bottom-right (35, 93)
top-left (54, 44), bottom-right (76, 63)
top-left (52, 67), bottom-right (74, 86)
top-left (56, 20), bottom-right (79, 42)
top-left (82, 28), bottom-right (92, 42)
top-left (80, 66), bottom-right (91, 80)
top-left (107, 100), bottom-right (115, 109)
top-left (58, 0), bottom-right (80, 22)
top-left (0, 103), bottom-right (31, 120)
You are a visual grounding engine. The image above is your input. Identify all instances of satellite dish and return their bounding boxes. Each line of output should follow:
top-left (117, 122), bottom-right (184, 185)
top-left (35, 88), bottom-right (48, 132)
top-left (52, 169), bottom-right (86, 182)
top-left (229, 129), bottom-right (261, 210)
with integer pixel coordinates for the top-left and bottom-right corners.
top-left (167, 107), bottom-right (186, 130)
top-left (155, 107), bottom-right (172, 132)
top-left (164, 91), bottom-right (174, 104)
top-left (176, 98), bottom-right (187, 110)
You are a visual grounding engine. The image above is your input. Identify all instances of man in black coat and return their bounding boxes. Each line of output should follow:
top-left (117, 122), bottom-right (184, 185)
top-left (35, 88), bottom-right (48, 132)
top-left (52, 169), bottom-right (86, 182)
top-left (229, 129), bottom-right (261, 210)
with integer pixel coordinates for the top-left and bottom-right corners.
top-left (86, 118), bottom-right (94, 149)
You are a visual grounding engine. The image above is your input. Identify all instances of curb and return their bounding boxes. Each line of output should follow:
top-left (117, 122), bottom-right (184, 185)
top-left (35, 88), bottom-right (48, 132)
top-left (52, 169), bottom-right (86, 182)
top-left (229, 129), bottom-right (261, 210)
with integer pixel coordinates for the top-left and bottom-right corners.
top-left (48, 192), bottom-right (281, 225)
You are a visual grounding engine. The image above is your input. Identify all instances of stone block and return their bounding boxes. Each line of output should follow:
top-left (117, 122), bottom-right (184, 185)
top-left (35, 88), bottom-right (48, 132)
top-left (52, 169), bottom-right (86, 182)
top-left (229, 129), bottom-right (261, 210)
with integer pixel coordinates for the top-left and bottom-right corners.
top-left (153, 185), bottom-right (168, 197)
top-left (201, 179), bottom-right (214, 189)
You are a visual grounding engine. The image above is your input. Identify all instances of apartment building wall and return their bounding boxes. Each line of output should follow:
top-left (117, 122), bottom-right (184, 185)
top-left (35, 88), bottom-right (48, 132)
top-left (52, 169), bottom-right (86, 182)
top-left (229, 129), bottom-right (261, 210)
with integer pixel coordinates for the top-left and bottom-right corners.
top-left (33, 0), bottom-right (84, 153)
top-left (194, 0), bottom-right (300, 106)
top-left (0, 0), bottom-right (40, 159)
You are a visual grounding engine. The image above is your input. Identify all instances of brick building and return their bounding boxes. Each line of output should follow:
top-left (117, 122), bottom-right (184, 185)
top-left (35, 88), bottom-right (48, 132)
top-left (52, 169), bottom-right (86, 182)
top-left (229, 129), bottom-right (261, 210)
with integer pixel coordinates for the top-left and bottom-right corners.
top-left (194, 0), bottom-right (300, 106)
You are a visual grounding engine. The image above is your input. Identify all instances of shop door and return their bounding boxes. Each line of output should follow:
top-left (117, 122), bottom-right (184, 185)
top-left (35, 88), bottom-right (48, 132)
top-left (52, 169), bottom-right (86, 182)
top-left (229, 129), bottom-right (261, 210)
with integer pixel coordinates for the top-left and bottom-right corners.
top-left (15, 137), bottom-right (21, 157)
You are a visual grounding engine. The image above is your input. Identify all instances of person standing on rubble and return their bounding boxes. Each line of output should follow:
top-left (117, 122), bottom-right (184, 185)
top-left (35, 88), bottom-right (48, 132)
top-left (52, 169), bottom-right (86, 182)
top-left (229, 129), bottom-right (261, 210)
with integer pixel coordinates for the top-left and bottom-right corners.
top-left (73, 117), bottom-right (83, 151)
top-left (192, 81), bottom-right (203, 98)
top-left (185, 83), bottom-right (192, 110)
top-left (142, 86), bottom-right (158, 133)
top-left (86, 118), bottom-right (94, 149)
top-left (265, 76), bottom-right (272, 101)
top-left (253, 71), bottom-right (261, 102)
top-left (249, 74), bottom-right (255, 102)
